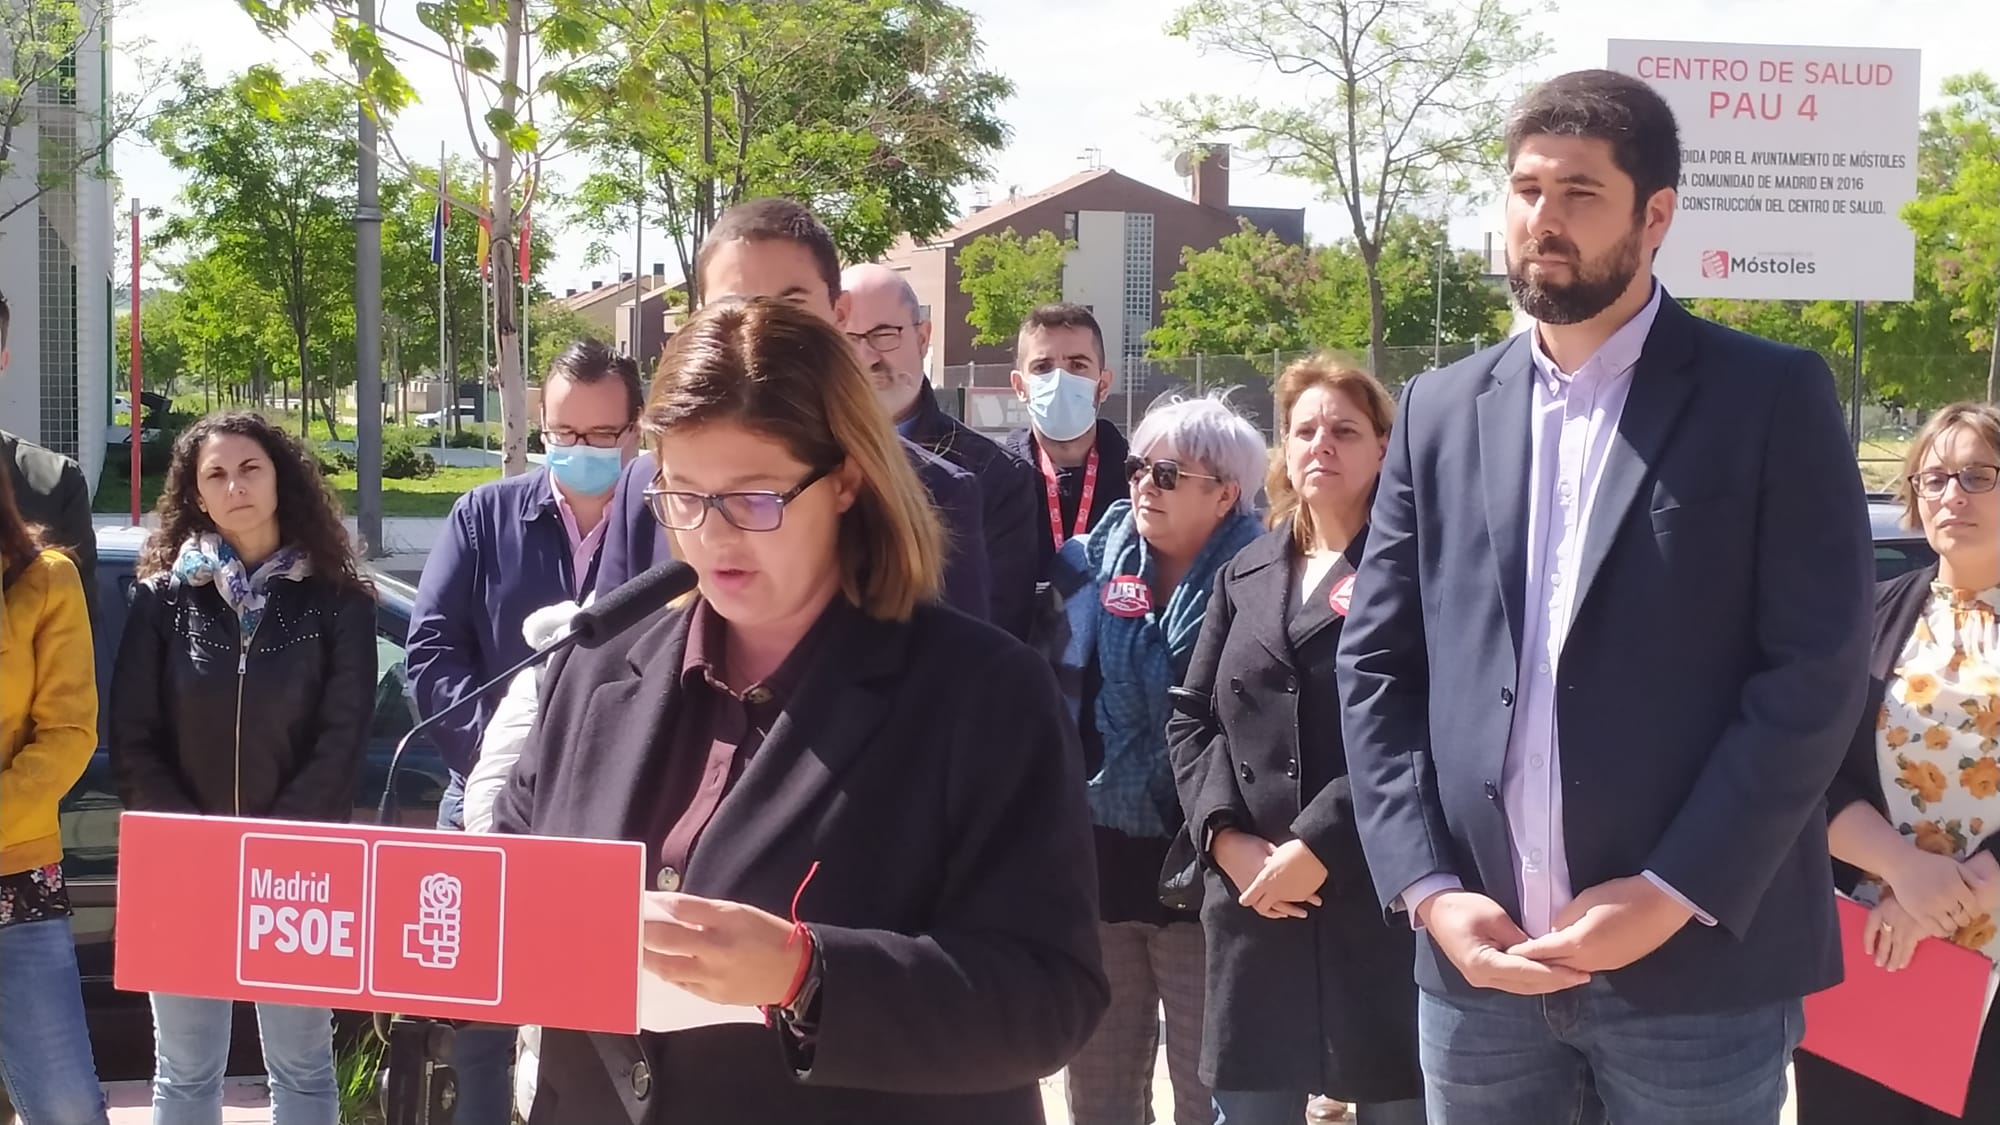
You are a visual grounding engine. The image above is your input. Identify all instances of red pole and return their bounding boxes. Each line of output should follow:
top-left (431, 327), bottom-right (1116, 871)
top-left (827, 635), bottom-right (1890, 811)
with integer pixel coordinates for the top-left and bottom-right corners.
top-left (129, 199), bottom-right (141, 525)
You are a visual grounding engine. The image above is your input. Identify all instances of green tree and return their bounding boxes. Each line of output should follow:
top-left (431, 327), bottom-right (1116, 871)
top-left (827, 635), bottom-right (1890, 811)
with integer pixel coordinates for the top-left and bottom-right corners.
top-left (1150, 216), bottom-right (1507, 366)
top-left (170, 246), bottom-right (292, 409)
top-left (560, 0), bottom-right (1011, 310)
top-left (0, 0), bottom-right (188, 229)
top-left (113, 293), bottom-right (187, 397)
top-left (1907, 72), bottom-right (2000, 401)
top-left (239, 0), bottom-right (600, 474)
top-left (527, 300), bottom-right (599, 385)
top-left (955, 228), bottom-right (1073, 346)
top-left (148, 69), bottom-right (357, 439)
top-left (378, 160), bottom-right (554, 424)
top-left (1148, 223), bottom-right (1338, 357)
top-left (1152, 0), bottom-right (1543, 377)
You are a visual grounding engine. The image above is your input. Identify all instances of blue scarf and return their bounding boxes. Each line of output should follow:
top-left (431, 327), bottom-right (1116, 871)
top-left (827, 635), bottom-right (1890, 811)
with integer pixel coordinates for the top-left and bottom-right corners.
top-left (1055, 499), bottom-right (1260, 838)
top-left (172, 533), bottom-right (311, 638)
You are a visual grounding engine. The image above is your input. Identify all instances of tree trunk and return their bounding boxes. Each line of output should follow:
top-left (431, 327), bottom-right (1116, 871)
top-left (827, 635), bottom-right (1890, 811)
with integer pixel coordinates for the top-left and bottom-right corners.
top-left (1362, 245), bottom-right (1389, 378)
top-left (1987, 298), bottom-right (2000, 404)
top-left (490, 0), bottom-right (530, 477)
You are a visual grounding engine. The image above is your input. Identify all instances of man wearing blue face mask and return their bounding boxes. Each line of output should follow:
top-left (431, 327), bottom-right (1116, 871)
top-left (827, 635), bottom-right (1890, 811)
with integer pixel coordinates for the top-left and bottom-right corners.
top-left (1005, 304), bottom-right (1131, 578)
top-left (404, 336), bottom-right (642, 1125)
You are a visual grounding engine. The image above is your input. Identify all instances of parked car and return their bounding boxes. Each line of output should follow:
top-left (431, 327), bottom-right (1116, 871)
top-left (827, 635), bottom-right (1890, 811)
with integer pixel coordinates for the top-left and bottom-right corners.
top-left (414, 405), bottom-right (480, 428)
top-left (1869, 492), bottom-right (1937, 581)
top-left (58, 526), bottom-right (449, 1077)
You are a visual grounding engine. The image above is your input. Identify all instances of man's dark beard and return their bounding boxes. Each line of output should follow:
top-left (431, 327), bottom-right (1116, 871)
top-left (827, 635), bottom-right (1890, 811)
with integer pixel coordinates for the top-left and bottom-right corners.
top-left (1507, 222), bottom-right (1644, 325)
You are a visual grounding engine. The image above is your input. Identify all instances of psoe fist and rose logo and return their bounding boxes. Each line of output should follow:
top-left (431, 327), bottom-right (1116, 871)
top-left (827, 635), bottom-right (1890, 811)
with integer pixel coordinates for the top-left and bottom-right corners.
top-left (236, 833), bottom-right (506, 1006)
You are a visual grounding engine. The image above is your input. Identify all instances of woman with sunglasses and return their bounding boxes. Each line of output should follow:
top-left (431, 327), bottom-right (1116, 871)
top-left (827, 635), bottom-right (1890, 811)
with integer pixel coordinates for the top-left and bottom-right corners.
top-left (1050, 396), bottom-right (1265, 1125)
top-left (492, 298), bottom-right (1106, 1125)
top-left (1167, 360), bottom-right (1424, 1125)
top-left (1793, 401), bottom-right (2000, 1124)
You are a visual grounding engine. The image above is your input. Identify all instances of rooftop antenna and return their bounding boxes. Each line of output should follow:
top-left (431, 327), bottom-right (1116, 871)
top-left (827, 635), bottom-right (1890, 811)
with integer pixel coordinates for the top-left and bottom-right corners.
top-left (1078, 146), bottom-right (1103, 170)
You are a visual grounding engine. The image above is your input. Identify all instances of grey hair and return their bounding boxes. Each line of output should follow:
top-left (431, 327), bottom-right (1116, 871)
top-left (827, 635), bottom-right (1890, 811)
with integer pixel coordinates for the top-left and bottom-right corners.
top-left (1130, 395), bottom-right (1267, 516)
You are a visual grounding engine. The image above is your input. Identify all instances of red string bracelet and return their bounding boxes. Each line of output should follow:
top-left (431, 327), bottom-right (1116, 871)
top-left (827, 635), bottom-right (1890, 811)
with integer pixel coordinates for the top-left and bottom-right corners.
top-left (778, 860), bottom-right (820, 1010)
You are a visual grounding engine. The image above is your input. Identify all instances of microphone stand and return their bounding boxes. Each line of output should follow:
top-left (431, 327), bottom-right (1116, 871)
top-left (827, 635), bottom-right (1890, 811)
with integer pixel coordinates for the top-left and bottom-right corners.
top-left (370, 561), bottom-right (693, 1125)
top-left (374, 640), bottom-right (571, 1125)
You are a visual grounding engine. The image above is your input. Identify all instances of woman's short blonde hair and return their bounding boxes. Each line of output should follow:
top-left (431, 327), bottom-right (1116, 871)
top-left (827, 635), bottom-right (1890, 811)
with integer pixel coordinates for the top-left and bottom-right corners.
top-left (1896, 402), bottom-right (2000, 529)
top-left (643, 299), bottom-right (945, 620)
top-left (1265, 357), bottom-right (1396, 553)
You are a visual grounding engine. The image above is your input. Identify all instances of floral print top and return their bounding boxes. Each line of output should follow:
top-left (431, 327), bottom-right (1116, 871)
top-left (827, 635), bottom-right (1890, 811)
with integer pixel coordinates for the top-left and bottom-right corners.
top-left (1869, 581), bottom-right (2000, 958)
top-left (0, 863), bottom-right (70, 928)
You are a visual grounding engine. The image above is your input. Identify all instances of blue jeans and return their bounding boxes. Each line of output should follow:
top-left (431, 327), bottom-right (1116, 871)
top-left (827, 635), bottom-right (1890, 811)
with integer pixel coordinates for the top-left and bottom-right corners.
top-left (1214, 1089), bottom-right (1428, 1125)
top-left (0, 916), bottom-right (109, 1125)
top-left (149, 994), bottom-right (333, 1125)
top-left (438, 773), bottom-right (516, 1125)
top-left (1417, 981), bottom-right (1802, 1125)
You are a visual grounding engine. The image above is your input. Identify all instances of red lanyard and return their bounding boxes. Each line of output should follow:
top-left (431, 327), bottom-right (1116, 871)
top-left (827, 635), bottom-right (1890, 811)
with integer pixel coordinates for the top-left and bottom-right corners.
top-left (1038, 441), bottom-right (1097, 549)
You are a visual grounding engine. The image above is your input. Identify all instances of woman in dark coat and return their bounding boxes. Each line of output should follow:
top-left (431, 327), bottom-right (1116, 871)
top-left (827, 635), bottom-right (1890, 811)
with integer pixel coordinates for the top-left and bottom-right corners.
top-left (1169, 359), bottom-right (1425, 1125)
top-left (493, 299), bottom-right (1107, 1125)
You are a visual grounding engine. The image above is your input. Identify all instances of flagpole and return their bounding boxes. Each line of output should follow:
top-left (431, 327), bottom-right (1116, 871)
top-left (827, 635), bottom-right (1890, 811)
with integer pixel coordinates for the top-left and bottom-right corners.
top-left (436, 143), bottom-right (447, 452)
top-left (481, 244), bottom-right (492, 454)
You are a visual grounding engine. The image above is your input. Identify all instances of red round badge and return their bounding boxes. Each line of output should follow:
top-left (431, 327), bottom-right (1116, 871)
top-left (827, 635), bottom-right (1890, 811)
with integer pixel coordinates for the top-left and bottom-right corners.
top-left (1103, 575), bottom-right (1152, 618)
top-left (1329, 573), bottom-right (1356, 617)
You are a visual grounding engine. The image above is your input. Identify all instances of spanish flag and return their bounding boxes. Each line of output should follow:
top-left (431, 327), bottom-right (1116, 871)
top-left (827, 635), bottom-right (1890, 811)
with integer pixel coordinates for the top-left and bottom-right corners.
top-left (475, 172), bottom-right (491, 275)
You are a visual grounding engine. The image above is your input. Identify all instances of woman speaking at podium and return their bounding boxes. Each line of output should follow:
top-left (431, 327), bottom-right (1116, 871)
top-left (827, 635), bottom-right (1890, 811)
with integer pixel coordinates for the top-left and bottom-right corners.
top-left (494, 298), bottom-right (1108, 1124)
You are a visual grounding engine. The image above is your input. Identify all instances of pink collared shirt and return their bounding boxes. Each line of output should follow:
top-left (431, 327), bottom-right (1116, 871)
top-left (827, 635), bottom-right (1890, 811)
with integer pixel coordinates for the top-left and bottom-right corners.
top-left (551, 476), bottom-right (609, 599)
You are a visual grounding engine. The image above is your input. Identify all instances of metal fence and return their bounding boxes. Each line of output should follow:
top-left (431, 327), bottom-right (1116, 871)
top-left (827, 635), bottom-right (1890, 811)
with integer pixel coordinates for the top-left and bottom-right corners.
top-left (942, 342), bottom-right (1995, 470)
top-left (940, 344), bottom-right (1485, 441)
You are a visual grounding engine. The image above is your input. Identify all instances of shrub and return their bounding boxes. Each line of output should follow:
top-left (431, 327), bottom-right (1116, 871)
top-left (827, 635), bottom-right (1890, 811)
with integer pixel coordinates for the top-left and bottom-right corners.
top-left (381, 436), bottom-right (437, 480)
top-left (312, 444), bottom-right (358, 476)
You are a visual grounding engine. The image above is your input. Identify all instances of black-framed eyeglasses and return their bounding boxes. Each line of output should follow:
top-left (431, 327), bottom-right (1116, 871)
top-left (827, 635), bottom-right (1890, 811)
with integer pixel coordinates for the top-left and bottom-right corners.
top-left (1125, 456), bottom-right (1221, 492)
top-left (543, 424), bottom-right (633, 449)
top-left (844, 325), bottom-right (905, 353)
top-left (1910, 464), bottom-right (2000, 500)
top-left (642, 465), bottom-right (834, 532)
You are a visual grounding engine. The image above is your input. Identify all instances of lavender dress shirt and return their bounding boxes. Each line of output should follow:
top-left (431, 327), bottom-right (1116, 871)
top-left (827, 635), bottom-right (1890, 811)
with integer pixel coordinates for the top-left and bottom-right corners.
top-left (1401, 285), bottom-right (1715, 936)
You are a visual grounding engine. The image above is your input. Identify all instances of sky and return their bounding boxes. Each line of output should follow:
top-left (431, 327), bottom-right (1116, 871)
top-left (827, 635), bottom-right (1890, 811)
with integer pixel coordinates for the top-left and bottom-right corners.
top-left (110, 0), bottom-right (2000, 295)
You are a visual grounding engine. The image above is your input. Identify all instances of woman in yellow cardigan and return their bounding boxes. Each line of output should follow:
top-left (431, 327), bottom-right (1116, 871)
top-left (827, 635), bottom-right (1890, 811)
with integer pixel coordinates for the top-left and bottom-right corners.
top-left (0, 464), bottom-right (107, 1125)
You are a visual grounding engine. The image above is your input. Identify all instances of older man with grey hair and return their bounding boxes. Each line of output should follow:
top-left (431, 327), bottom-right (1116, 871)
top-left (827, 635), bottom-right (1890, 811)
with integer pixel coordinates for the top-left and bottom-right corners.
top-left (844, 263), bottom-right (1040, 640)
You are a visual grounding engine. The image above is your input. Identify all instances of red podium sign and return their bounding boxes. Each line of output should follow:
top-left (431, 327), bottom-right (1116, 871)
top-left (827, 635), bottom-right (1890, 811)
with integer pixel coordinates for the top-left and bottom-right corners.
top-left (116, 813), bottom-right (645, 1034)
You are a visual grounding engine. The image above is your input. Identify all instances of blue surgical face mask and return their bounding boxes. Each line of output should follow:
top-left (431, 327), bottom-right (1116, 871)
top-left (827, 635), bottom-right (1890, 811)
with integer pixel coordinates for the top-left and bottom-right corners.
top-left (1027, 369), bottom-right (1100, 443)
top-left (546, 443), bottom-right (624, 497)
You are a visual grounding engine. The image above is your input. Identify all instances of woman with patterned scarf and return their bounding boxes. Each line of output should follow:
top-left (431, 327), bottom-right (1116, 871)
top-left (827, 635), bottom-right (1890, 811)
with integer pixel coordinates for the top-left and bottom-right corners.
top-left (1050, 396), bottom-right (1266, 1125)
top-left (111, 412), bottom-right (377, 1125)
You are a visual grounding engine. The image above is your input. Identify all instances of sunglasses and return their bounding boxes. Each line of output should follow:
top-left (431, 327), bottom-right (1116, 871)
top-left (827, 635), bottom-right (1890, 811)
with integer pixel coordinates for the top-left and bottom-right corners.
top-left (1125, 456), bottom-right (1221, 491)
top-left (1910, 465), bottom-right (2000, 500)
top-left (643, 465), bottom-right (833, 532)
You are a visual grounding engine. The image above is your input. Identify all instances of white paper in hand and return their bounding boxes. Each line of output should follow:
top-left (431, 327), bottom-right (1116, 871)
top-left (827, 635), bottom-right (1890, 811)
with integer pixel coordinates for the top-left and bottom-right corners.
top-left (639, 894), bottom-right (765, 1034)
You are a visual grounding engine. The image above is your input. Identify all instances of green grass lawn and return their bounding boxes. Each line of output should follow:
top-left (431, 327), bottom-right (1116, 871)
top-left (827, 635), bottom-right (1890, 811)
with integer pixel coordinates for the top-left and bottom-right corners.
top-left (95, 463), bottom-right (500, 519)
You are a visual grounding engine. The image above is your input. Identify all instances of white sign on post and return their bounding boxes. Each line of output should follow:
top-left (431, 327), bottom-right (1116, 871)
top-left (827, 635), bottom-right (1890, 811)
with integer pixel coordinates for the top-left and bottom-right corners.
top-left (1607, 40), bottom-right (1920, 301)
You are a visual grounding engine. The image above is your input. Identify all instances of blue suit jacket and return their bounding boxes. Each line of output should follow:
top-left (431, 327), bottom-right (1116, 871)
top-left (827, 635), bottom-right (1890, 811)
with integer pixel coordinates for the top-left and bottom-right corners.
top-left (406, 468), bottom-right (594, 776)
top-left (595, 439), bottom-right (992, 620)
top-left (899, 381), bottom-right (1042, 640)
top-left (1336, 295), bottom-right (1873, 1010)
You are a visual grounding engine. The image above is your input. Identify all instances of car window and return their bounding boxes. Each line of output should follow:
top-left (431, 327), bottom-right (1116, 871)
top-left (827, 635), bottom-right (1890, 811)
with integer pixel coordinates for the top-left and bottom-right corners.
top-left (1876, 539), bottom-right (1939, 583)
top-left (371, 613), bottom-right (419, 743)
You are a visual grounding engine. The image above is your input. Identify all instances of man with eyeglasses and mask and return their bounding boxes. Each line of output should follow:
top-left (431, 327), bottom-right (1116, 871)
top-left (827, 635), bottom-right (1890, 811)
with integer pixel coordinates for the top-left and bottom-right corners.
top-left (843, 263), bottom-right (1040, 641)
top-left (405, 337), bottom-right (643, 1125)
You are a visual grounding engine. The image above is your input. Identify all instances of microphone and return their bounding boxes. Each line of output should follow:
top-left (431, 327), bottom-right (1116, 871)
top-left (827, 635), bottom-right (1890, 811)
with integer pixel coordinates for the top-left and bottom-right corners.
top-left (375, 560), bottom-right (698, 825)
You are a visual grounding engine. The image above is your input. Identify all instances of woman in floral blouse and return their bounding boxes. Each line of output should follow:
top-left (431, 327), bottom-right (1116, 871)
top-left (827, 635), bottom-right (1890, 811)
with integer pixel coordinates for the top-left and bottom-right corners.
top-left (1795, 401), bottom-right (2000, 1123)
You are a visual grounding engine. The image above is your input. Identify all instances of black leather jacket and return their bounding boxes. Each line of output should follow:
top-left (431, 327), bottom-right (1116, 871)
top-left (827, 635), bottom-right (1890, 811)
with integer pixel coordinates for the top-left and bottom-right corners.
top-left (110, 571), bottom-right (378, 821)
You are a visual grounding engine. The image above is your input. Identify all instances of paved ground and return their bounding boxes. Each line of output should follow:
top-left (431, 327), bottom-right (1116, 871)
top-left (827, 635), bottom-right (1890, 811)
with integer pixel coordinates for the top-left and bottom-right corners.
top-left (99, 1058), bottom-right (1799, 1124)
